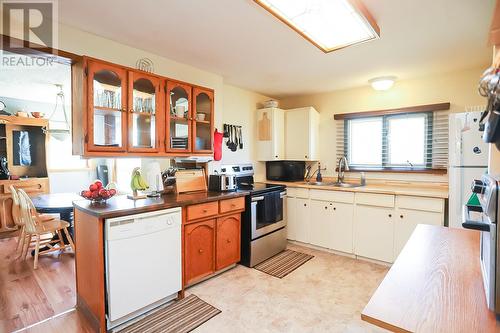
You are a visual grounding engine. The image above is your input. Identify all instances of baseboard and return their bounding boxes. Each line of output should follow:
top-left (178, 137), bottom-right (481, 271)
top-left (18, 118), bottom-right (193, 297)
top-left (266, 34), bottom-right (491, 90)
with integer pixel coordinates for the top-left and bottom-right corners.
top-left (77, 295), bottom-right (102, 332)
top-left (287, 240), bottom-right (392, 267)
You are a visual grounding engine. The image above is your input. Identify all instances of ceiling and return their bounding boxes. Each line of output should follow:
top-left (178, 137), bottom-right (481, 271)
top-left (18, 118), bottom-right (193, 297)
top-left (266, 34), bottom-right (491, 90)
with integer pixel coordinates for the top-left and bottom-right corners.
top-left (0, 52), bottom-right (71, 104)
top-left (59, 0), bottom-right (495, 98)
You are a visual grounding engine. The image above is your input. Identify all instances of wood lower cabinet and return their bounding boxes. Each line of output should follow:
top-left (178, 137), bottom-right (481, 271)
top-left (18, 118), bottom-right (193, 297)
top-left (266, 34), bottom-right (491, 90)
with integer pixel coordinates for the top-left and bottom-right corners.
top-left (0, 178), bottom-right (49, 233)
top-left (216, 214), bottom-right (241, 270)
top-left (183, 197), bottom-right (244, 286)
top-left (184, 219), bottom-right (215, 285)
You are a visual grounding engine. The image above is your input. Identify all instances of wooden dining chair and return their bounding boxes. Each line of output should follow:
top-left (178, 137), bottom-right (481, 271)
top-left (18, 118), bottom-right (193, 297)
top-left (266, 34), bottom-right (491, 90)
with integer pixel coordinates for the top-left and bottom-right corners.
top-left (17, 189), bottom-right (75, 269)
top-left (9, 185), bottom-right (55, 258)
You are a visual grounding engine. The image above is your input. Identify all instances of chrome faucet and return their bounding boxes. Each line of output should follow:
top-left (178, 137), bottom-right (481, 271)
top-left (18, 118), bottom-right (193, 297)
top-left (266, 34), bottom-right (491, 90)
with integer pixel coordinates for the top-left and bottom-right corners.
top-left (337, 156), bottom-right (350, 183)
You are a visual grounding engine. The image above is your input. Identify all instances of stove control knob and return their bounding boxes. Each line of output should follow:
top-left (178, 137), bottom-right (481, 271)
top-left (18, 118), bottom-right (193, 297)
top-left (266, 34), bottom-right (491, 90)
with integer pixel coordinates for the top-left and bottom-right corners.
top-left (471, 179), bottom-right (486, 194)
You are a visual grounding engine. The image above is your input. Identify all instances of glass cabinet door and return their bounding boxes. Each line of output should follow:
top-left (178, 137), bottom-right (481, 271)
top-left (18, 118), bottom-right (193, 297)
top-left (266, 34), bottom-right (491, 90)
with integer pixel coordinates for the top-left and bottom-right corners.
top-left (166, 81), bottom-right (191, 152)
top-left (88, 61), bottom-right (127, 151)
top-left (128, 72), bottom-right (161, 152)
top-left (192, 87), bottom-right (214, 153)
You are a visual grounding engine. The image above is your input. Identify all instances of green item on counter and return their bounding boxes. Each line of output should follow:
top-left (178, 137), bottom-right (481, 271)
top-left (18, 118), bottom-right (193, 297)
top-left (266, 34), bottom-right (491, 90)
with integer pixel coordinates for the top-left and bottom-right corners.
top-left (466, 193), bottom-right (481, 207)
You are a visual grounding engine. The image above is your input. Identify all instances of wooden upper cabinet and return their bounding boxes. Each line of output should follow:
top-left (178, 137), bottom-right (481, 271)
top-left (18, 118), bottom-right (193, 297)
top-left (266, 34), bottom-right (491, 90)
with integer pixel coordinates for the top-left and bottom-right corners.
top-left (86, 60), bottom-right (128, 152)
top-left (192, 87), bottom-right (214, 154)
top-left (216, 214), bottom-right (241, 270)
top-left (128, 72), bottom-right (163, 153)
top-left (73, 57), bottom-right (215, 157)
top-left (166, 81), bottom-right (192, 153)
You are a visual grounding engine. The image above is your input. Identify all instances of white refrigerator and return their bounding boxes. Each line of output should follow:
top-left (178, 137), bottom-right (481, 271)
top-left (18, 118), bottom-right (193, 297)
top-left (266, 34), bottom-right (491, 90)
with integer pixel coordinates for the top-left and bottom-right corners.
top-left (448, 111), bottom-right (488, 228)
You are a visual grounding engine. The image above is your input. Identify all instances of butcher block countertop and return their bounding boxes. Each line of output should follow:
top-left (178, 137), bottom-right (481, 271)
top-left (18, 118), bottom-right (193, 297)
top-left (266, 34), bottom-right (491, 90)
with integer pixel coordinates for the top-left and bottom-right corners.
top-left (361, 225), bottom-right (498, 332)
top-left (265, 179), bottom-right (449, 199)
top-left (73, 190), bottom-right (248, 219)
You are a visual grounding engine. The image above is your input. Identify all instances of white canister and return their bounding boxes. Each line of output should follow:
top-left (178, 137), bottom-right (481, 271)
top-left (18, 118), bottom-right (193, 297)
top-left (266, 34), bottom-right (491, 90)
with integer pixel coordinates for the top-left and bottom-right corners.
top-left (175, 105), bottom-right (186, 118)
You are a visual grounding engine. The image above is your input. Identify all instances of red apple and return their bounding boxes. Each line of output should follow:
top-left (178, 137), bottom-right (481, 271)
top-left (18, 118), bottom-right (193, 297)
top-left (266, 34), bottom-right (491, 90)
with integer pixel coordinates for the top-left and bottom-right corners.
top-left (92, 191), bottom-right (100, 199)
top-left (98, 188), bottom-right (107, 196)
top-left (89, 183), bottom-right (98, 192)
top-left (83, 190), bottom-right (92, 199)
top-left (95, 180), bottom-right (103, 189)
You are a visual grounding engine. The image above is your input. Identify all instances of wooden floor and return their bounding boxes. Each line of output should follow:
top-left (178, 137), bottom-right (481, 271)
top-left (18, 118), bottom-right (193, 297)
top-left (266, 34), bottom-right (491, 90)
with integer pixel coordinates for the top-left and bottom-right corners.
top-left (0, 236), bottom-right (76, 332)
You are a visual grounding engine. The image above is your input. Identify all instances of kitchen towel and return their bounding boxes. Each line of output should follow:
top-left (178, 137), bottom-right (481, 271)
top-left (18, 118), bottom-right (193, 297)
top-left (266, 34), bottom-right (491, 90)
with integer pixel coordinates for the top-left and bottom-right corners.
top-left (214, 129), bottom-right (223, 161)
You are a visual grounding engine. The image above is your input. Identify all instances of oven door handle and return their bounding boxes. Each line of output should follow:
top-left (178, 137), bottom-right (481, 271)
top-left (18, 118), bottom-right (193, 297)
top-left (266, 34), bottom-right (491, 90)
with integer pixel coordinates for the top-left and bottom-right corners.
top-left (462, 205), bottom-right (490, 232)
top-left (279, 191), bottom-right (286, 199)
top-left (252, 196), bottom-right (265, 202)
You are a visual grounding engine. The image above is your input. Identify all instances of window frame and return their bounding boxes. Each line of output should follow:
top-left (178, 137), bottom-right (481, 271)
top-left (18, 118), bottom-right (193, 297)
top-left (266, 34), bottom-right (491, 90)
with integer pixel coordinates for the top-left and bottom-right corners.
top-left (344, 112), bottom-right (440, 173)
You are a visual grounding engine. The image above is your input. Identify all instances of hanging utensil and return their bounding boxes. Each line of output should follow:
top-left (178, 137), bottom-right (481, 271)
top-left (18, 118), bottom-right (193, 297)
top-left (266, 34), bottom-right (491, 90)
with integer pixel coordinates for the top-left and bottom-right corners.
top-left (226, 125), bottom-right (232, 147)
top-left (239, 127), bottom-right (243, 149)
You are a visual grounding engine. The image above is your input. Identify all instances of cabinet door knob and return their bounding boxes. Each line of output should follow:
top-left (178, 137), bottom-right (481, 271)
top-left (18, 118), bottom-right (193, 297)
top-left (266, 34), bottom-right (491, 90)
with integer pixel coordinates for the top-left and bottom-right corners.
top-left (305, 155), bottom-right (308, 158)
top-left (203, 209), bottom-right (208, 213)
top-left (324, 206), bottom-right (328, 210)
top-left (388, 214), bottom-right (392, 218)
top-left (304, 203), bottom-right (307, 207)
top-left (198, 249), bottom-right (204, 254)
top-left (275, 155), bottom-right (278, 158)
top-left (400, 215), bottom-right (404, 219)
top-left (333, 207), bottom-right (336, 210)
top-left (226, 239), bottom-right (231, 244)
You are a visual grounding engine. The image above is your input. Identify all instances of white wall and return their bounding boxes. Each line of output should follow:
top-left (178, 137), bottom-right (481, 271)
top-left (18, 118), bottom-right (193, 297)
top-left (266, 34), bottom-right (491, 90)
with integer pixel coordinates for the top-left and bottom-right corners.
top-left (280, 67), bottom-right (488, 183)
top-left (215, 84), bottom-right (270, 181)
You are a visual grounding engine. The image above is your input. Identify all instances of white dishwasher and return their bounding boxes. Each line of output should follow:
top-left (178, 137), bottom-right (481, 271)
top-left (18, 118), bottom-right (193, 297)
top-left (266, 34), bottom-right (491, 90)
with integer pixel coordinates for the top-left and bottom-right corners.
top-left (105, 207), bottom-right (182, 329)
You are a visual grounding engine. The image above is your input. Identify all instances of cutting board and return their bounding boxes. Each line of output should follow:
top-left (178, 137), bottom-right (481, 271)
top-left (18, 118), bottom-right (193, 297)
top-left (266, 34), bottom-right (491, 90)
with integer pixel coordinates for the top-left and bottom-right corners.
top-left (175, 169), bottom-right (207, 193)
top-left (258, 111), bottom-right (271, 141)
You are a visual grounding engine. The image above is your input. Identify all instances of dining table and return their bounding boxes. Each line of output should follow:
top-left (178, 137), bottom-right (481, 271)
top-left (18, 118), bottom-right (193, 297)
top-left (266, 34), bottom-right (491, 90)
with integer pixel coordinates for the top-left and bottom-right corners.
top-left (31, 192), bottom-right (81, 245)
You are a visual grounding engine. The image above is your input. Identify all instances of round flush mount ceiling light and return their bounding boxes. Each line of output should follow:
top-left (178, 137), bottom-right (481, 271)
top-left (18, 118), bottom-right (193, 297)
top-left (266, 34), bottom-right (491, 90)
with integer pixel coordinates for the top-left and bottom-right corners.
top-left (369, 76), bottom-right (397, 91)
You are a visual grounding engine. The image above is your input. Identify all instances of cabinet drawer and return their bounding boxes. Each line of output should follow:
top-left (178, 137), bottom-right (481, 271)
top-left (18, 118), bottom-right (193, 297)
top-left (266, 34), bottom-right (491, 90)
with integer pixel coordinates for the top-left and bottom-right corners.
top-left (355, 193), bottom-right (395, 208)
top-left (219, 197), bottom-right (245, 214)
top-left (287, 187), bottom-right (309, 198)
top-left (186, 201), bottom-right (219, 221)
top-left (1, 178), bottom-right (49, 195)
top-left (309, 189), bottom-right (354, 203)
top-left (396, 195), bottom-right (444, 213)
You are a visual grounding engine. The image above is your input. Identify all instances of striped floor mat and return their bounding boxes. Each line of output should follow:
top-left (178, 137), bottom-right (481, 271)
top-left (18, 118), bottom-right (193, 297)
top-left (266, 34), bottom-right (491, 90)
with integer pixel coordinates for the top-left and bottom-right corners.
top-left (254, 249), bottom-right (314, 278)
top-left (119, 295), bottom-right (221, 333)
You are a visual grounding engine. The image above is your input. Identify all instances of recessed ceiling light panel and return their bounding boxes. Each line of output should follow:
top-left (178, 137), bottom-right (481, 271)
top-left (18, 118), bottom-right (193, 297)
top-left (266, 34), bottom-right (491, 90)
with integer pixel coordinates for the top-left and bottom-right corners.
top-left (255, 0), bottom-right (380, 53)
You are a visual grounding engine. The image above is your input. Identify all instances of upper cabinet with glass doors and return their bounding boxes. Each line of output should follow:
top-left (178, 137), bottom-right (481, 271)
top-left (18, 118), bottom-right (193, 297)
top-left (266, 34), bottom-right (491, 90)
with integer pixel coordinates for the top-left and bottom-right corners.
top-left (192, 88), bottom-right (214, 153)
top-left (87, 61), bottom-right (127, 152)
top-left (73, 57), bottom-right (214, 157)
top-left (166, 81), bottom-right (192, 153)
top-left (128, 72), bottom-right (162, 152)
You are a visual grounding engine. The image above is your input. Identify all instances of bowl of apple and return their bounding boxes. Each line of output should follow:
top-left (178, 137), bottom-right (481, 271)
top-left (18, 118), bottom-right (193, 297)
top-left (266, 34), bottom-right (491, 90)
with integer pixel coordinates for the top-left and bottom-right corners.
top-left (81, 181), bottom-right (117, 204)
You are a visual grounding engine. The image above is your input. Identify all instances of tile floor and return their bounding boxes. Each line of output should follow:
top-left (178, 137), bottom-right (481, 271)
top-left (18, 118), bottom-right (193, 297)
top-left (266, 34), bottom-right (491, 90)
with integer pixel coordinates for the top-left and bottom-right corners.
top-left (189, 243), bottom-right (389, 333)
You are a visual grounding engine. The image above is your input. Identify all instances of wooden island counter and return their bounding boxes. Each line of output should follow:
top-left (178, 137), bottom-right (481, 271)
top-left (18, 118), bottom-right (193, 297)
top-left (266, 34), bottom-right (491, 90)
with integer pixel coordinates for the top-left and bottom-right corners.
top-left (72, 191), bottom-right (248, 332)
top-left (362, 225), bottom-right (499, 332)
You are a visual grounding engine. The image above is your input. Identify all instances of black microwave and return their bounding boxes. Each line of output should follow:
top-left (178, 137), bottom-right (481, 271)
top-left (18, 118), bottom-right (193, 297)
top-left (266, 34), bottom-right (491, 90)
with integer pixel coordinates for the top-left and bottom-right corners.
top-left (266, 161), bottom-right (305, 181)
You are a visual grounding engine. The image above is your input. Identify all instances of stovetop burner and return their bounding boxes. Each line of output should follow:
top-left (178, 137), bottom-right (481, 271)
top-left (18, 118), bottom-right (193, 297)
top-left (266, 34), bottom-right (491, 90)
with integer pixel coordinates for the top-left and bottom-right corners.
top-left (219, 163), bottom-right (286, 195)
top-left (238, 183), bottom-right (285, 195)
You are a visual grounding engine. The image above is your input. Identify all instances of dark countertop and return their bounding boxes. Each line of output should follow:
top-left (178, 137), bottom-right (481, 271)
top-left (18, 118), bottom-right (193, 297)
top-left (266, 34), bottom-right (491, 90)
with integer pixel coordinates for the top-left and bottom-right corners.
top-left (73, 190), bottom-right (249, 219)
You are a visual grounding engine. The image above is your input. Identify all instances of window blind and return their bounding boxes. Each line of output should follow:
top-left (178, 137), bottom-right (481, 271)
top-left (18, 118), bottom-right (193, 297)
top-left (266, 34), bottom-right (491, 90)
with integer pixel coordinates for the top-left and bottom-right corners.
top-left (335, 110), bottom-right (450, 170)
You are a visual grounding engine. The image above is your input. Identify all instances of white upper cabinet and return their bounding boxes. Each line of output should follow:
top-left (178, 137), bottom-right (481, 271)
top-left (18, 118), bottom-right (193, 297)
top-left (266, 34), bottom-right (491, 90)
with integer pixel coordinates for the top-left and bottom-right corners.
top-left (256, 108), bottom-right (285, 161)
top-left (285, 107), bottom-right (320, 161)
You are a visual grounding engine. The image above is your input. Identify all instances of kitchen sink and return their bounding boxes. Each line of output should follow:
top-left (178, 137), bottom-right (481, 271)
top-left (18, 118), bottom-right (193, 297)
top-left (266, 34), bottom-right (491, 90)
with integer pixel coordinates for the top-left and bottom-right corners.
top-left (329, 182), bottom-right (363, 188)
top-left (304, 181), bottom-right (328, 186)
top-left (303, 181), bottom-right (363, 188)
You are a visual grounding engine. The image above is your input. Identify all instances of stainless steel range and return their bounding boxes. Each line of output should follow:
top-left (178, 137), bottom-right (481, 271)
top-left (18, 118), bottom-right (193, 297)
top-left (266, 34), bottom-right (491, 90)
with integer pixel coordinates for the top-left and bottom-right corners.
top-left (463, 174), bottom-right (499, 313)
top-left (220, 164), bottom-right (287, 267)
